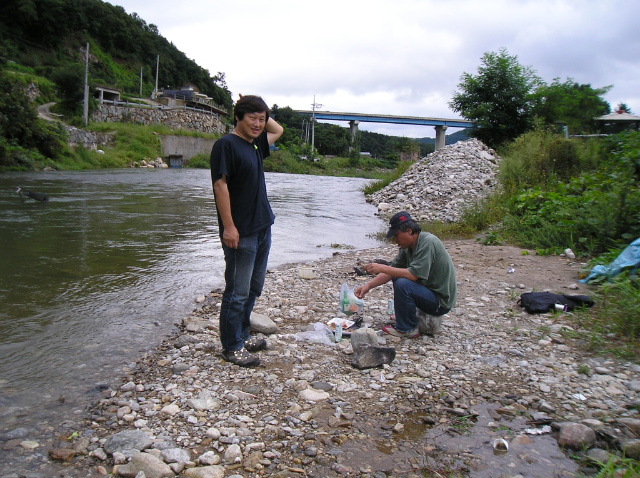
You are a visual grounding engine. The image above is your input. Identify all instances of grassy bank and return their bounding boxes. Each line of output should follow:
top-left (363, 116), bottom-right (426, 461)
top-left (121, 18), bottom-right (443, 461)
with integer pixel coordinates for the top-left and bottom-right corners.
top-left (431, 130), bottom-right (640, 364)
top-left (11, 122), bottom-right (221, 171)
top-left (425, 130), bottom-right (640, 477)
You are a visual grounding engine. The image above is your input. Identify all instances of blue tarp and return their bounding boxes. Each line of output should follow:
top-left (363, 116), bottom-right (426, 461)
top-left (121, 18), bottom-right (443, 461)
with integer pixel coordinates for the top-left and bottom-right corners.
top-left (579, 237), bottom-right (640, 283)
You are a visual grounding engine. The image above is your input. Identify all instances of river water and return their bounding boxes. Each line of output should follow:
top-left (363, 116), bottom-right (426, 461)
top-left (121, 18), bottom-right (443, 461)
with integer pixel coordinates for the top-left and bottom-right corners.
top-left (0, 169), bottom-right (385, 433)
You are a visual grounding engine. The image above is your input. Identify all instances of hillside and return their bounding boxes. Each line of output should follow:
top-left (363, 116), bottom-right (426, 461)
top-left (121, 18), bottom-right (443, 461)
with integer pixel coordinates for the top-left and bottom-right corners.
top-left (0, 0), bottom-right (232, 112)
top-left (416, 128), bottom-right (470, 146)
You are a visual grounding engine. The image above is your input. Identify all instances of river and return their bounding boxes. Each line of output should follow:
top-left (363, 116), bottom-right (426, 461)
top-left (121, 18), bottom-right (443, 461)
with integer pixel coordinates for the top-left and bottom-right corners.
top-left (0, 168), bottom-right (385, 435)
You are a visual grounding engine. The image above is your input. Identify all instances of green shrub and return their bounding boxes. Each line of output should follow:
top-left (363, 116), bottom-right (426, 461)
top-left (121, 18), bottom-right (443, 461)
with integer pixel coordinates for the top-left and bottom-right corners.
top-left (498, 131), bottom-right (640, 255)
top-left (264, 150), bottom-right (312, 174)
top-left (458, 193), bottom-right (507, 232)
top-left (498, 125), bottom-right (598, 195)
top-left (185, 153), bottom-right (210, 169)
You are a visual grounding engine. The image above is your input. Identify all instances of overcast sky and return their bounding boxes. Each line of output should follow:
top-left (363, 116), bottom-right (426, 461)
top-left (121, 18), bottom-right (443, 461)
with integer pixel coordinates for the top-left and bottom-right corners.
top-left (108, 0), bottom-right (639, 138)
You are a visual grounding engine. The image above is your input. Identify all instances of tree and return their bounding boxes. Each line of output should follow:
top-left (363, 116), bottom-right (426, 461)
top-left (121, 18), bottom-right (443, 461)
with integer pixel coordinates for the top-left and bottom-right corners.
top-left (616, 103), bottom-right (633, 114)
top-left (449, 48), bottom-right (543, 148)
top-left (0, 0), bottom-right (233, 113)
top-left (51, 63), bottom-right (85, 117)
top-left (0, 63), bottom-right (66, 167)
top-left (532, 78), bottom-right (611, 134)
top-left (270, 105), bottom-right (306, 151)
top-left (314, 123), bottom-right (351, 156)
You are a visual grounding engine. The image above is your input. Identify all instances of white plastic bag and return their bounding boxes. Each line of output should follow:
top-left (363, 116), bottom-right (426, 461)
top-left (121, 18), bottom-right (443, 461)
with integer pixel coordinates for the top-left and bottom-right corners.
top-left (338, 283), bottom-right (364, 315)
top-left (293, 323), bottom-right (336, 345)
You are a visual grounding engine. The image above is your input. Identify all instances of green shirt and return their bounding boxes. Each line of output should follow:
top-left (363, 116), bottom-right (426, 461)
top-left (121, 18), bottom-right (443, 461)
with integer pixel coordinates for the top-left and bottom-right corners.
top-left (390, 232), bottom-right (457, 309)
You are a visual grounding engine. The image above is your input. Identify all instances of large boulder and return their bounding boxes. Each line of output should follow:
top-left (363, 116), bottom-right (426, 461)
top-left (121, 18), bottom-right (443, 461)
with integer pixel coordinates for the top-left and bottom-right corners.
top-left (351, 344), bottom-right (396, 369)
top-left (114, 452), bottom-right (174, 478)
top-left (557, 422), bottom-right (596, 450)
top-left (350, 327), bottom-right (379, 351)
top-left (250, 312), bottom-right (279, 334)
top-left (104, 430), bottom-right (153, 455)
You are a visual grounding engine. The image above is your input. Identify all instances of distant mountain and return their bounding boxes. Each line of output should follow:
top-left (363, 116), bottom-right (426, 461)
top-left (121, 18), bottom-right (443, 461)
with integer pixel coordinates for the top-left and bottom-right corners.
top-left (416, 128), bottom-right (471, 145)
top-left (0, 0), bottom-right (232, 112)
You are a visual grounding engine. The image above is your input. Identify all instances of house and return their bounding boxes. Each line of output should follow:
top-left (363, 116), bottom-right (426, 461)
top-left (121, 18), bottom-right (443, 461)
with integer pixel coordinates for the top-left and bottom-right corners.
top-left (158, 86), bottom-right (226, 115)
top-left (596, 110), bottom-right (640, 134)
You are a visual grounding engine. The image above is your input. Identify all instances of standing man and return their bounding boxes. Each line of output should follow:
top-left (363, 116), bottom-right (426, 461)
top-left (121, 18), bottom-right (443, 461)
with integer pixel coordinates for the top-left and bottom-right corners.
top-left (354, 211), bottom-right (457, 338)
top-left (210, 95), bottom-right (283, 367)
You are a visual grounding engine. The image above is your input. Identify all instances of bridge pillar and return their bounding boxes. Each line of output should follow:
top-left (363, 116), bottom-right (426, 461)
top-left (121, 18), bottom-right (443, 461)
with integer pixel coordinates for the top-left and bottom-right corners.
top-left (435, 125), bottom-right (448, 150)
top-left (349, 120), bottom-right (359, 152)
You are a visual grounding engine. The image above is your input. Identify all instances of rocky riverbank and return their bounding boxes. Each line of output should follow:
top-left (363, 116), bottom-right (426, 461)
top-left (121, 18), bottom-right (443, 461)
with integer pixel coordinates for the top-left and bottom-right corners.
top-left (4, 239), bottom-right (639, 478)
top-left (2, 139), bottom-right (639, 478)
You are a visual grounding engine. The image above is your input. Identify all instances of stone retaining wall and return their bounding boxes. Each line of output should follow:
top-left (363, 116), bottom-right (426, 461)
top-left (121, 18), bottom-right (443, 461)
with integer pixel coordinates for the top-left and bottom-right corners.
top-left (92, 104), bottom-right (225, 134)
top-left (65, 125), bottom-right (114, 150)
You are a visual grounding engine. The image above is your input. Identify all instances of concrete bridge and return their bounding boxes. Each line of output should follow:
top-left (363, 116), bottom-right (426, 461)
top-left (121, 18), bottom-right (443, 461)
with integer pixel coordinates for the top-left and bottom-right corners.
top-left (296, 110), bottom-right (474, 150)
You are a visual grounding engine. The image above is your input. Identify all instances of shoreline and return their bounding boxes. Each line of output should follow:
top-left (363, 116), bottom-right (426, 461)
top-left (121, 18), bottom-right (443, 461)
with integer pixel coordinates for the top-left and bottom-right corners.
top-left (3, 239), bottom-right (640, 477)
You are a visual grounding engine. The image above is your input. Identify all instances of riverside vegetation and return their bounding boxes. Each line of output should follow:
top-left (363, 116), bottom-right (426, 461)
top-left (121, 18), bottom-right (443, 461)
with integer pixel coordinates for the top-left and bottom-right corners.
top-left (2, 2), bottom-right (638, 473)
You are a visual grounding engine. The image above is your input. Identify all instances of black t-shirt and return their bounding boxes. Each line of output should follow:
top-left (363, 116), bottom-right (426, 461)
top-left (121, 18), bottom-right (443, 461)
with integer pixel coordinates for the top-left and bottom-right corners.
top-left (210, 131), bottom-right (275, 236)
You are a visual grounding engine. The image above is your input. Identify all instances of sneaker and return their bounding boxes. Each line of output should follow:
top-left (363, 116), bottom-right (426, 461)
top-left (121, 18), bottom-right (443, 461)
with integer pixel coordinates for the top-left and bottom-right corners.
top-left (244, 337), bottom-right (267, 352)
top-left (381, 324), bottom-right (420, 339)
top-left (221, 347), bottom-right (260, 367)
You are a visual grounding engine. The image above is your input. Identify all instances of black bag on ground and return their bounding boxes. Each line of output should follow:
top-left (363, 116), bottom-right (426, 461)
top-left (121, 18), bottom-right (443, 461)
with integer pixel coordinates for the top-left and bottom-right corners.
top-left (517, 292), bottom-right (594, 314)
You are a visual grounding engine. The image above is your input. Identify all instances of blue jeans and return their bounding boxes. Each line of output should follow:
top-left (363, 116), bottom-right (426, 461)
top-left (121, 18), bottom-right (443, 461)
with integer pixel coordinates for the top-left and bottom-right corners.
top-left (219, 227), bottom-right (271, 352)
top-left (393, 278), bottom-right (449, 333)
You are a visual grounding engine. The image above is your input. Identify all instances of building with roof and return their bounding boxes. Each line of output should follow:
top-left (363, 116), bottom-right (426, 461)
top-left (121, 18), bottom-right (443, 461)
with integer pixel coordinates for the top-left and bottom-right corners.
top-left (596, 110), bottom-right (640, 134)
top-left (158, 86), bottom-right (226, 115)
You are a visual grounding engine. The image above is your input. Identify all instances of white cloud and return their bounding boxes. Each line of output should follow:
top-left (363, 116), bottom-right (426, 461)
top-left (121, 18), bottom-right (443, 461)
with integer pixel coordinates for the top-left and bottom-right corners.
top-left (108, 0), bottom-right (640, 137)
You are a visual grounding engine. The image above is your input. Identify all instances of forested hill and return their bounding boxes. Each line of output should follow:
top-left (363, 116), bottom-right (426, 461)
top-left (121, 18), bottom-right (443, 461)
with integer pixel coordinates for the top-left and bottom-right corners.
top-left (0, 0), bottom-right (233, 112)
top-left (417, 129), bottom-right (469, 146)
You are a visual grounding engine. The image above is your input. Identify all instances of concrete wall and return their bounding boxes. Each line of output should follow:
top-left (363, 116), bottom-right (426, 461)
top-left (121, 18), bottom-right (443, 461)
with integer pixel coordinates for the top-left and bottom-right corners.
top-left (64, 105), bottom-right (223, 165)
top-left (160, 135), bottom-right (216, 162)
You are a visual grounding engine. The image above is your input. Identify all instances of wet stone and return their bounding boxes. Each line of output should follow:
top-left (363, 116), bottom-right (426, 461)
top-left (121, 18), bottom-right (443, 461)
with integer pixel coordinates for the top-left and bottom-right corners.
top-left (557, 422), bottom-right (597, 449)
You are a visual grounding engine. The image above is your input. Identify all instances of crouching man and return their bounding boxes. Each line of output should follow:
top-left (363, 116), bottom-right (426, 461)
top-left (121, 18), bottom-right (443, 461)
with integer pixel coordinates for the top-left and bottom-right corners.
top-left (354, 211), bottom-right (457, 338)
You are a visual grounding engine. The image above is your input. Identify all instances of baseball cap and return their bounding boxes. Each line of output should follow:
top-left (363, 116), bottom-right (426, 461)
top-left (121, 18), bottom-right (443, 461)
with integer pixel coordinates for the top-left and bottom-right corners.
top-left (386, 211), bottom-right (414, 238)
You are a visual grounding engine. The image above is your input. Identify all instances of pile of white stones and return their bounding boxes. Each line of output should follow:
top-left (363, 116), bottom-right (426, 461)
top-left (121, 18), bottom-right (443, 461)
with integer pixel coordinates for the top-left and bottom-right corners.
top-left (368, 138), bottom-right (500, 222)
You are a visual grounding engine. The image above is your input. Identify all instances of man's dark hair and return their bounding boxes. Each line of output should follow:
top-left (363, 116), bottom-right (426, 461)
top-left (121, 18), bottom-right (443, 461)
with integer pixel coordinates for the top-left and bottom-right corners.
top-left (233, 95), bottom-right (270, 126)
top-left (400, 220), bottom-right (421, 235)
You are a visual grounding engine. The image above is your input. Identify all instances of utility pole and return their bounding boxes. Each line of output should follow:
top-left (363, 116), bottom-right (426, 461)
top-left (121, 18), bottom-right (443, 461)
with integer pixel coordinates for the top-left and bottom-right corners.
top-left (153, 55), bottom-right (159, 99)
top-left (311, 95), bottom-right (322, 154)
top-left (139, 66), bottom-right (143, 97)
top-left (83, 42), bottom-right (89, 126)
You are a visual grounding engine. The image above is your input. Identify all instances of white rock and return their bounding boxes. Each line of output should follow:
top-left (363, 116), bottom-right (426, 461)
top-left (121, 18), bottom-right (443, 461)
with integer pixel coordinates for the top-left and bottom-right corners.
top-left (298, 388), bottom-right (329, 402)
top-left (160, 404), bottom-right (181, 416)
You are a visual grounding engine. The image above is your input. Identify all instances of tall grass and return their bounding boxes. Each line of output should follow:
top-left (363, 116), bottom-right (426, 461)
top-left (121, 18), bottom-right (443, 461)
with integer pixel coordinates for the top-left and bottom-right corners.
top-left (495, 130), bottom-right (640, 255)
top-left (264, 150), bottom-right (402, 179)
top-left (497, 125), bottom-right (595, 195)
top-left (569, 272), bottom-right (640, 360)
top-left (361, 160), bottom-right (413, 194)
